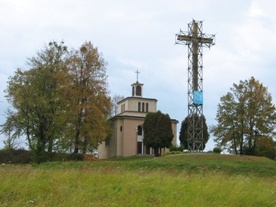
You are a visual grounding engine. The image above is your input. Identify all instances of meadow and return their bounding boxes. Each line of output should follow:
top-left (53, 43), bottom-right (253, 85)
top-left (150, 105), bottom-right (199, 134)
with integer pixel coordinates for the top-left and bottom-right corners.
top-left (0, 153), bottom-right (275, 207)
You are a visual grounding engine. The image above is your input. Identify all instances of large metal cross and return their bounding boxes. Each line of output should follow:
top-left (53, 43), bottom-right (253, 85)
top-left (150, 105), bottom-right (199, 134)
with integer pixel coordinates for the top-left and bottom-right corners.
top-left (176, 20), bottom-right (214, 91)
top-left (176, 20), bottom-right (215, 152)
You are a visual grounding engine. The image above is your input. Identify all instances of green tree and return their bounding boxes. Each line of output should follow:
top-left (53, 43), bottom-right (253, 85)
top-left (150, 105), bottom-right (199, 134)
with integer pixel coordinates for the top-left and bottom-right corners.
top-left (255, 136), bottom-right (275, 159)
top-left (1, 41), bottom-right (112, 162)
top-left (1, 41), bottom-right (68, 162)
top-left (143, 110), bottom-right (173, 156)
top-left (210, 77), bottom-right (276, 156)
top-left (179, 115), bottom-right (209, 150)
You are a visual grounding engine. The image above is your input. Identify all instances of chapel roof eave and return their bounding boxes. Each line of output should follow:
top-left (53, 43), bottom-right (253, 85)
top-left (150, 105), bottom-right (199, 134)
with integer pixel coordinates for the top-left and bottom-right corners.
top-left (117, 96), bottom-right (158, 104)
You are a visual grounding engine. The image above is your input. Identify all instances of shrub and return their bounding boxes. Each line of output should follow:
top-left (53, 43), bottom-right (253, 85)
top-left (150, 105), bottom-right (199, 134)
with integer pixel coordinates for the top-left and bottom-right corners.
top-left (255, 137), bottom-right (276, 159)
top-left (35, 152), bottom-right (85, 162)
top-left (169, 145), bottom-right (178, 152)
top-left (169, 145), bottom-right (184, 152)
top-left (0, 149), bottom-right (32, 164)
top-left (164, 151), bottom-right (184, 156)
top-left (213, 147), bottom-right (222, 154)
top-left (0, 149), bottom-right (86, 164)
top-left (67, 153), bottom-right (84, 161)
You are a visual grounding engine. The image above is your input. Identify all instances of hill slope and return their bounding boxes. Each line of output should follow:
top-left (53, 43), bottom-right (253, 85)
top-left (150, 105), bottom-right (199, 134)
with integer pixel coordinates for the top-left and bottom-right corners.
top-left (0, 153), bottom-right (275, 206)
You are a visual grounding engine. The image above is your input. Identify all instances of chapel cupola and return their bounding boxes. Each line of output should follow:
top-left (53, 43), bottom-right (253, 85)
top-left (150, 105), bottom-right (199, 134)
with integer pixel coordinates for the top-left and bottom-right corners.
top-left (131, 70), bottom-right (143, 97)
top-left (132, 81), bottom-right (144, 97)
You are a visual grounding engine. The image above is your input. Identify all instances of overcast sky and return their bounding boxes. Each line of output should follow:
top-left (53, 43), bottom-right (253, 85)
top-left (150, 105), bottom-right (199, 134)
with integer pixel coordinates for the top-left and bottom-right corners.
top-left (1, 0), bottom-right (276, 151)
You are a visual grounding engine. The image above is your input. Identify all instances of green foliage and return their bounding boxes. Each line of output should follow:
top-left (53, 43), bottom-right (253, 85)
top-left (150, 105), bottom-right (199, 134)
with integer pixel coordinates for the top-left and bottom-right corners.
top-left (165, 150), bottom-right (184, 156)
top-left (0, 149), bottom-right (32, 164)
top-left (1, 41), bottom-right (111, 163)
top-left (143, 110), bottom-right (174, 156)
top-left (255, 137), bottom-right (276, 159)
top-left (213, 147), bottom-right (222, 154)
top-left (0, 149), bottom-right (85, 164)
top-left (211, 77), bottom-right (276, 158)
top-left (179, 115), bottom-right (209, 150)
top-left (1, 41), bottom-right (69, 162)
top-left (169, 145), bottom-right (184, 152)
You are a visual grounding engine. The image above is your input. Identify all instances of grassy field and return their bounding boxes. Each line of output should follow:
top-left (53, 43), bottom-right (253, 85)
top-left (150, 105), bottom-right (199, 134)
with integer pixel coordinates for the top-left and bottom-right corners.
top-left (0, 153), bottom-right (275, 207)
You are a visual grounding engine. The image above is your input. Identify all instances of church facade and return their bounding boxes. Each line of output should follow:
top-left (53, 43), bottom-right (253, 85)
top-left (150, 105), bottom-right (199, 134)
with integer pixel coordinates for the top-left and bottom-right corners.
top-left (98, 80), bottom-right (178, 159)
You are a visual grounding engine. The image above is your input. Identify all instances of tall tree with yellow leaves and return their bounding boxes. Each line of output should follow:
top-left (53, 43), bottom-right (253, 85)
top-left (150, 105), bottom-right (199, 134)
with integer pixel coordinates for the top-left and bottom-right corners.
top-left (63, 42), bottom-right (111, 154)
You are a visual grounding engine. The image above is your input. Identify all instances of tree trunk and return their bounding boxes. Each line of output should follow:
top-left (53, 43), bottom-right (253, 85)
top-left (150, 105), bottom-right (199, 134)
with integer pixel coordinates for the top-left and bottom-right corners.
top-left (74, 143), bottom-right (79, 154)
top-left (82, 135), bottom-right (88, 154)
top-left (154, 148), bottom-right (160, 157)
top-left (240, 132), bottom-right (244, 155)
top-left (48, 137), bottom-right (53, 153)
top-left (253, 136), bottom-right (257, 155)
top-left (35, 138), bottom-right (46, 164)
top-left (233, 134), bottom-right (238, 154)
top-left (74, 131), bottom-right (80, 154)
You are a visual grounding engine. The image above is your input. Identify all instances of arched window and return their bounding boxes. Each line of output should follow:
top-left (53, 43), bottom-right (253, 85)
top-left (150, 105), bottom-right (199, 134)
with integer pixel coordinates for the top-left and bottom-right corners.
top-left (138, 102), bottom-right (141, 112)
top-left (132, 86), bottom-right (134, 96)
top-left (146, 103), bottom-right (149, 112)
top-left (142, 102), bottom-right (145, 112)
top-left (137, 125), bottom-right (142, 135)
top-left (136, 86), bottom-right (141, 96)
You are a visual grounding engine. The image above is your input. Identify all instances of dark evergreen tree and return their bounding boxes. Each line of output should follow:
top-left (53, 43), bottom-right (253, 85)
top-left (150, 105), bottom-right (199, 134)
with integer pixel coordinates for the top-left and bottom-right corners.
top-left (179, 115), bottom-right (209, 150)
top-left (143, 111), bottom-right (173, 156)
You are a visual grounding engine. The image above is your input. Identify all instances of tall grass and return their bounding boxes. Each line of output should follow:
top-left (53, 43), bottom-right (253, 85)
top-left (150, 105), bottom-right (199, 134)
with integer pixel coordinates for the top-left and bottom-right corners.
top-left (0, 154), bottom-right (275, 206)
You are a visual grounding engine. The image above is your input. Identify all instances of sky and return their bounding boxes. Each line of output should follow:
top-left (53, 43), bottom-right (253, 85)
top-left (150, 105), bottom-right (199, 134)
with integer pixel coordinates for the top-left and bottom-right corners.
top-left (1, 0), bottom-right (276, 151)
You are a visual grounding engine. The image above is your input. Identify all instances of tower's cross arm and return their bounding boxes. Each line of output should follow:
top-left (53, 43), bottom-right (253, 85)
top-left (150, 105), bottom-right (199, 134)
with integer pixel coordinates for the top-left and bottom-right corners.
top-left (177, 34), bottom-right (213, 44)
top-left (176, 21), bottom-right (214, 47)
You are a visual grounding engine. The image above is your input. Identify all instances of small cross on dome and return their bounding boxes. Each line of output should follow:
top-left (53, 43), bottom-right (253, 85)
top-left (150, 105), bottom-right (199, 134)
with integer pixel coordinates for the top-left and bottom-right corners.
top-left (135, 69), bottom-right (140, 83)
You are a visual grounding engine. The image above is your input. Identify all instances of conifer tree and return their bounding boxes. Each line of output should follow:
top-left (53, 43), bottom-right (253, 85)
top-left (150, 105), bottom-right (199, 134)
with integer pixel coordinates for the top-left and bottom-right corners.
top-left (143, 111), bottom-right (173, 156)
top-left (179, 115), bottom-right (209, 150)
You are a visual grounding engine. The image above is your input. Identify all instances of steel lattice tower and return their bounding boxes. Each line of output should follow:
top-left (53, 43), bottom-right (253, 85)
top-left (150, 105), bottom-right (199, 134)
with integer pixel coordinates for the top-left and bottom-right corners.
top-left (176, 20), bottom-right (215, 152)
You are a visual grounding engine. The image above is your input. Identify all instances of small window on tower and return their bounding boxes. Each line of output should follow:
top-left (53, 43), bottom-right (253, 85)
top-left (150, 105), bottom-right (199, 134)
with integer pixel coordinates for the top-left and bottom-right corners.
top-left (146, 103), bottom-right (149, 112)
top-left (136, 86), bottom-right (141, 96)
top-left (138, 102), bottom-right (141, 112)
top-left (142, 102), bottom-right (145, 112)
